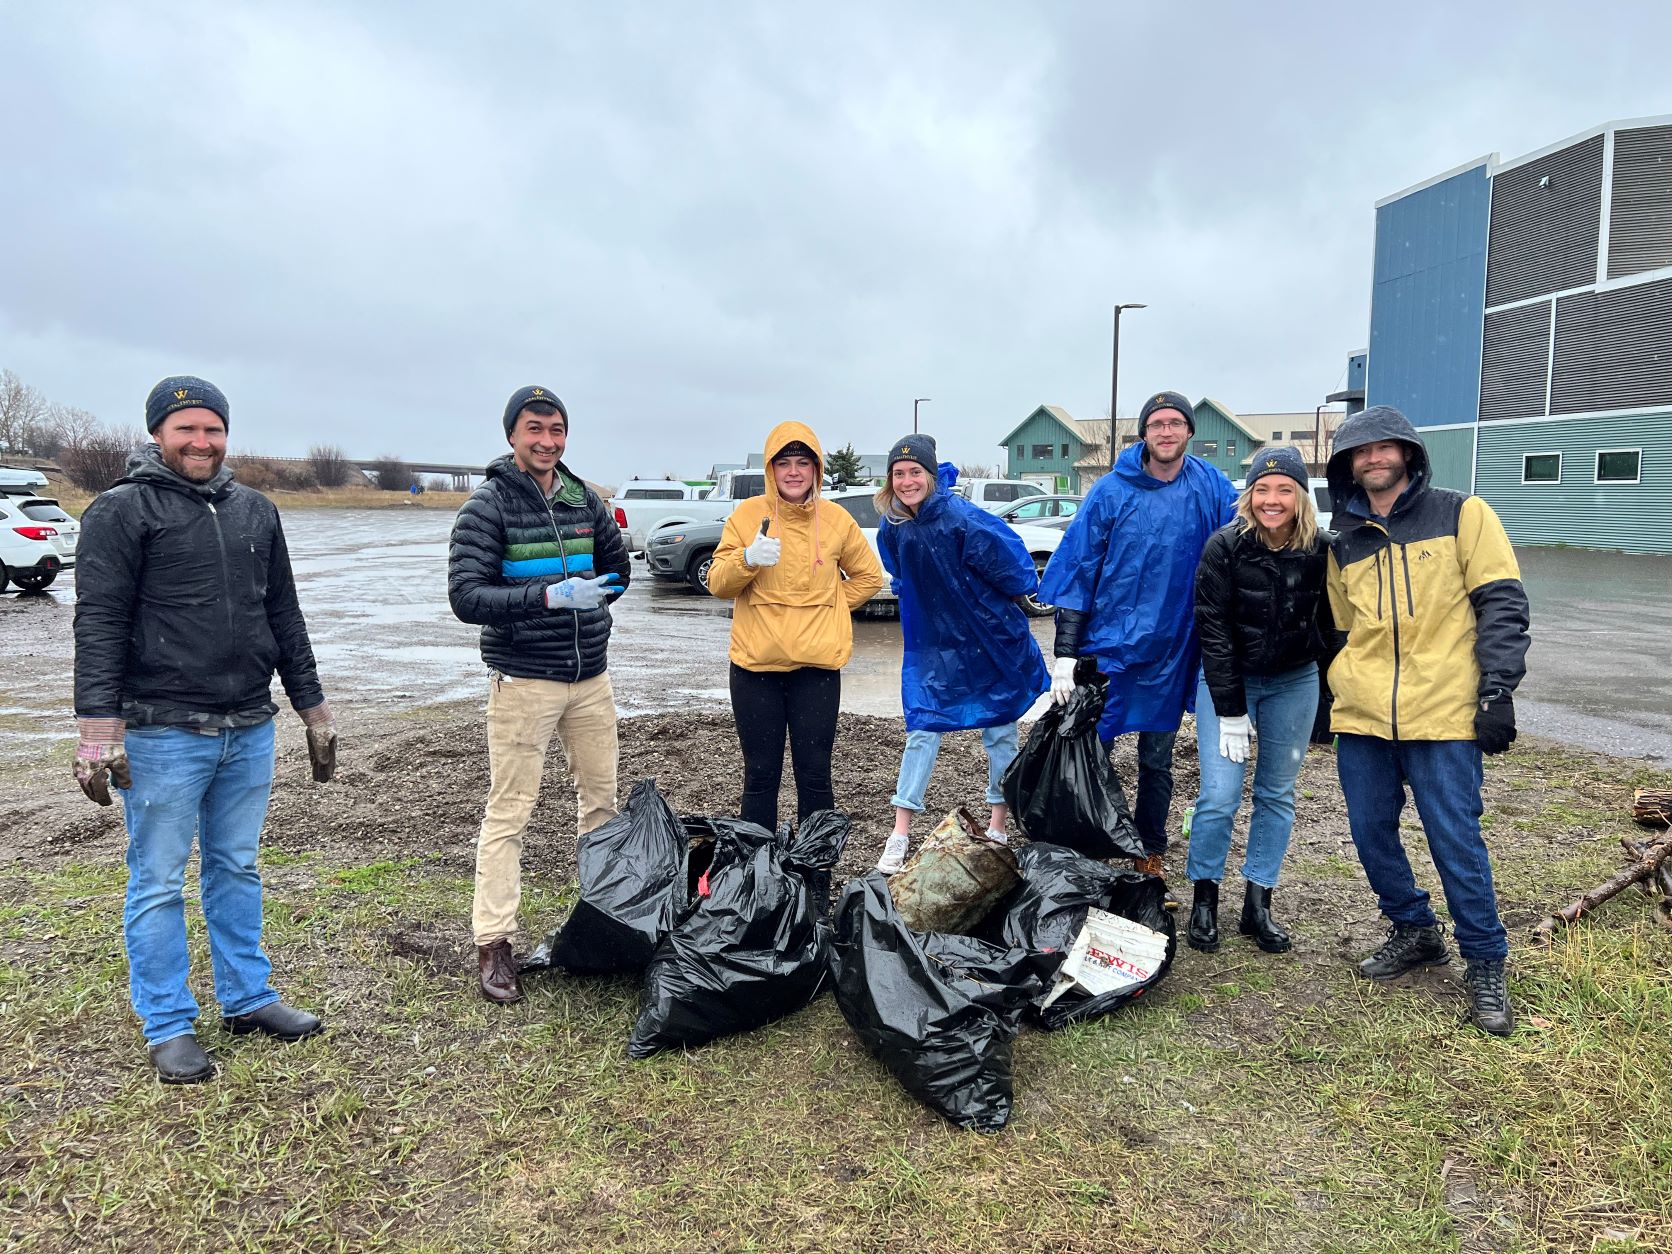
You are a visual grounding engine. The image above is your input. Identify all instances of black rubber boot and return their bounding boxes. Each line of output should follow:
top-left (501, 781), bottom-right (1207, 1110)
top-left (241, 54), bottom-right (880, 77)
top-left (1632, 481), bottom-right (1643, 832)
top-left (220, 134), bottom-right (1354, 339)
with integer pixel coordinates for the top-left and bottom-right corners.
top-left (1357, 923), bottom-right (1450, 981)
top-left (1463, 958), bottom-right (1515, 1036)
top-left (149, 1034), bottom-right (215, 1084)
top-left (223, 1002), bottom-right (325, 1042)
top-left (1187, 880), bottom-right (1220, 952)
top-left (1238, 882), bottom-right (1292, 953)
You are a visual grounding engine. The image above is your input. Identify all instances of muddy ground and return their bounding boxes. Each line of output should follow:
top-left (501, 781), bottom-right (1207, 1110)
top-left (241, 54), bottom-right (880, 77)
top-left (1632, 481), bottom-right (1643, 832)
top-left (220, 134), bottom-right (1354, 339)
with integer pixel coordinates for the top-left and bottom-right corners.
top-left (2, 703), bottom-right (1602, 978)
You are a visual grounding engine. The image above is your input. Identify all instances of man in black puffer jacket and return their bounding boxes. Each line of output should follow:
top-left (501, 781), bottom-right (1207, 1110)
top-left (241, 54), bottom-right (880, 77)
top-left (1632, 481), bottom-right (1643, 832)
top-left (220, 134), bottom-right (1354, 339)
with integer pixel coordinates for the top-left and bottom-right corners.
top-left (448, 385), bottom-right (631, 1003)
top-left (73, 375), bottom-right (336, 1085)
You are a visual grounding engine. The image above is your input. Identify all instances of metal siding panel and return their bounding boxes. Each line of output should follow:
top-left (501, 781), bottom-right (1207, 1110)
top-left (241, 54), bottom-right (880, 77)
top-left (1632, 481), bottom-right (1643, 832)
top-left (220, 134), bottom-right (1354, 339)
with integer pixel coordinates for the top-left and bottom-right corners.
top-left (1486, 135), bottom-right (1605, 305)
top-left (1420, 427), bottom-right (1475, 492)
top-left (1367, 168), bottom-right (1489, 426)
top-left (1474, 413), bottom-right (1672, 553)
top-left (1480, 302), bottom-right (1552, 421)
top-left (1608, 124), bottom-right (1672, 279)
top-left (1551, 277), bottom-right (1672, 413)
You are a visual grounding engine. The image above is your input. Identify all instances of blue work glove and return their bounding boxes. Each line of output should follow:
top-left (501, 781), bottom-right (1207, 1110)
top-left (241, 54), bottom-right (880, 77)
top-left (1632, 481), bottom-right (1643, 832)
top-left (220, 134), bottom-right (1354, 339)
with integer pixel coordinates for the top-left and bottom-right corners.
top-left (545, 573), bottom-right (622, 611)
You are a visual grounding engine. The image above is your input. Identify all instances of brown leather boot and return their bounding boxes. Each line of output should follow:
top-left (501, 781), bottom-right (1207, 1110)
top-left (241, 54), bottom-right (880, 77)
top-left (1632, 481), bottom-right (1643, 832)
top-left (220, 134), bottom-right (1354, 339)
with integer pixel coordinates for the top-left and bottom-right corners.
top-left (477, 939), bottom-right (522, 1004)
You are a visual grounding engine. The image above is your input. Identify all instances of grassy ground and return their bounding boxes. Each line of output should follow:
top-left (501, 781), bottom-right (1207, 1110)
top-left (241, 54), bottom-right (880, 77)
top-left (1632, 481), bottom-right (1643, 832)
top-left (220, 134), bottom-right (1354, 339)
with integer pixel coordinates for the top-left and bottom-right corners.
top-left (3, 730), bottom-right (1670, 1252)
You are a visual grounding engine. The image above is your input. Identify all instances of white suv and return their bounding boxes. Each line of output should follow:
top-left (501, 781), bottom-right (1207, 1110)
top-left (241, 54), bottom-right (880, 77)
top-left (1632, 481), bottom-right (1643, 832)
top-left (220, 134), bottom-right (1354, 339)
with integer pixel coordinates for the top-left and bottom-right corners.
top-left (0, 496), bottom-right (79, 592)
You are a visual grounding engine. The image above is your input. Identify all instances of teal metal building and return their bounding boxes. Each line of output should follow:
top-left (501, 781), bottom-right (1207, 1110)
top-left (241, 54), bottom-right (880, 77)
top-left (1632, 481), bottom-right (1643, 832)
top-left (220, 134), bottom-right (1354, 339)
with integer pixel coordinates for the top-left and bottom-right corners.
top-left (1363, 117), bottom-right (1672, 553)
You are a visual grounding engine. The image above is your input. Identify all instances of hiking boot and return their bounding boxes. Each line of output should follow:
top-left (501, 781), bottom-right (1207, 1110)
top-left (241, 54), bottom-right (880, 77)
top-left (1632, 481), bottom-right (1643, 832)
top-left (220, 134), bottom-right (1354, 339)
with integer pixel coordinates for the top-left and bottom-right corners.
top-left (876, 834), bottom-right (911, 876)
top-left (477, 939), bottom-right (523, 1004)
top-left (223, 1002), bottom-right (324, 1042)
top-left (1357, 923), bottom-right (1450, 981)
top-left (1187, 880), bottom-right (1220, 952)
top-left (149, 1033), bottom-right (215, 1085)
top-left (1463, 959), bottom-right (1514, 1036)
top-left (1239, 883), bottom-right (1292, 954)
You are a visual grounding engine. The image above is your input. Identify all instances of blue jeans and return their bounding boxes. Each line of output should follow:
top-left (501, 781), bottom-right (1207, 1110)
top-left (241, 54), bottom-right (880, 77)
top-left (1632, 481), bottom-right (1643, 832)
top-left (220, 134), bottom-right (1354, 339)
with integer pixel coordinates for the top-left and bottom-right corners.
top-left (1336, 733), bottom-right (1508, 961)
top-left (891, 724), bottom-right (1019, 812)
top-left (1186, 665), bottom-right (1317, 887)
top-left (118, 722), bottom-right (281, 1045)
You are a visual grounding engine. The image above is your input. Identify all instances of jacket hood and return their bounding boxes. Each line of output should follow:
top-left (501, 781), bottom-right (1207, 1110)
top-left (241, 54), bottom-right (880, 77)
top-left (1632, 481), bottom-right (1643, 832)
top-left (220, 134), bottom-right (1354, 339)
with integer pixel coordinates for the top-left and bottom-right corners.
top-left (937, 461), bottom-right (958, 491)
top-left (762, 420), bottom-right (826, 511)
top-left (117, 442), bottom-right (234, 498)
top-left (1113, 437), bottom-right (1205, 488)
top-left (1325, 405), bottom-right (1430, 519)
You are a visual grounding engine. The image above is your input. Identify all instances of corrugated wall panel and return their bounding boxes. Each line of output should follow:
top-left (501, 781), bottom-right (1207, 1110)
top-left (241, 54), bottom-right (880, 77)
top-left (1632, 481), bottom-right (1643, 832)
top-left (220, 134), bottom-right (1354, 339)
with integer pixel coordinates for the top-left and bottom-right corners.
top-left (1475, 412), bottom-right (1672, 554)
top-left (1479, 301), bottom-right (1551, 420)
top-left (1551, 276), bottom-right (1672, 413)
top-left (1608, 124), bottom-right (1672, 280)
top-left (1486, 136), bottom-right (1604, 305)
top-left (1366, 166), bottom-right (1490, 427)
top-left (1420, 427), bottom-right (1475, 493)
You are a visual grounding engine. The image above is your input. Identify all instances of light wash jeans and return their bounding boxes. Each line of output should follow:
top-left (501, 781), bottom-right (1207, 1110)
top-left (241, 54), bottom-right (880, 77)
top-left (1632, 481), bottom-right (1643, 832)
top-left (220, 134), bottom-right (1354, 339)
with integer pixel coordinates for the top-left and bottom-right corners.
top-left (890, 724), bottom-right (1020, 812)
top-left (1186, 665), bottom-right (1317, 888)
top-left (118, 721), bottom-right (281, 1045)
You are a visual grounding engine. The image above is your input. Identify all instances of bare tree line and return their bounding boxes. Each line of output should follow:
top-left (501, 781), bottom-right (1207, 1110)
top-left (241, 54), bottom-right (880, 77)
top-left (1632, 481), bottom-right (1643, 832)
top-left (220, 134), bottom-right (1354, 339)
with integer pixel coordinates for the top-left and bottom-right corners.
top-left (0, 367), bottom-right (403, 494)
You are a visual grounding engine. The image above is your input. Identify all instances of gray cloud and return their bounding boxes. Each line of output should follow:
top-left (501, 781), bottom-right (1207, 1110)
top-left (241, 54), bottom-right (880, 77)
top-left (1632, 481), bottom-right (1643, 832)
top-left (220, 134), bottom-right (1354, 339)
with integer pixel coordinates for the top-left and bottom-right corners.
top-left (3, 0), bottom-right (1670, 482)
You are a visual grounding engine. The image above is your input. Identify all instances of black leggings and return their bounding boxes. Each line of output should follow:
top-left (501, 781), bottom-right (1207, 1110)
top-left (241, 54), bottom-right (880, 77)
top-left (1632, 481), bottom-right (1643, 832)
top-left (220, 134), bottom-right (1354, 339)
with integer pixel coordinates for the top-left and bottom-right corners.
top-left (729, 663), bottom-right (840, 831)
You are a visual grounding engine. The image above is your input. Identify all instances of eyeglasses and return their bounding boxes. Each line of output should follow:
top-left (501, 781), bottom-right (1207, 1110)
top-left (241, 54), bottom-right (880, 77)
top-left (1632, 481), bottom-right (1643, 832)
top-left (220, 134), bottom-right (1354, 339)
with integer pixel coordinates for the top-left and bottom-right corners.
top-left (1146, 419), bottom-right (1189, 432)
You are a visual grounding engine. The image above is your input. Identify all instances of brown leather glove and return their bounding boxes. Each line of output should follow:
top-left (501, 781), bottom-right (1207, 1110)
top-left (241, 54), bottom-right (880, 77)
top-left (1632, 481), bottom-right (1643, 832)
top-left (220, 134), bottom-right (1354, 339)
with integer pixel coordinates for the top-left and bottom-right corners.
top-left (73, 717), bottom-right (130, 806)
top-left (300, 701), bottom-right (337, 783)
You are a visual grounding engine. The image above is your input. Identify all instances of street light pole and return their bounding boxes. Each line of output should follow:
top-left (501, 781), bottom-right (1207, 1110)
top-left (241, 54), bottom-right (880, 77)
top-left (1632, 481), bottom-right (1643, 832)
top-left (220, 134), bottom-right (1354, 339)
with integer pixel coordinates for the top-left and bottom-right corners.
top-left (913, 397), bottom-right (931, 434)
top-left (1109, 302), bottom-right (1148, 473)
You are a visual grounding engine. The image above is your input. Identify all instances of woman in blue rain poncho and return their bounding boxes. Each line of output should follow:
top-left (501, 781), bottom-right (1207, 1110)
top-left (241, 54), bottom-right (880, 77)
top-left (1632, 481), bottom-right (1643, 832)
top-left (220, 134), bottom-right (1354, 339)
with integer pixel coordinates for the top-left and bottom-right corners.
top-left (872, 435), bottom-right (1050, 875)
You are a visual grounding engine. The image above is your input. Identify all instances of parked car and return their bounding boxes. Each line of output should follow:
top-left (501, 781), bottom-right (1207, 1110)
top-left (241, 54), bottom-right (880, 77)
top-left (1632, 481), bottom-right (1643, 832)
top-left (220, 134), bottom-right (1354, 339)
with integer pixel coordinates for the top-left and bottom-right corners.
top-left (951, 477), bottom-right (1048, 513)
top-left (0, 496), bottom-right (79, 592)
top-left (648, 487), bottom-right (1064, 617)
top-left (612, 469), bottom-right (769, 554)
top-left (994, 494), bottom-right (1082, 529)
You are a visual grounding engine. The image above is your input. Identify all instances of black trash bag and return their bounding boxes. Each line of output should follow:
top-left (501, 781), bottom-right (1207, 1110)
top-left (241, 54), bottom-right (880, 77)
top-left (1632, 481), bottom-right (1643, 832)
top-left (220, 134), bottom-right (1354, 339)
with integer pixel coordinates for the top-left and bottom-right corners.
top-left (782, 809), bottom-right (850, 917)
top-left (999, 672), bottom-right (1144, 859)
top-left (830, 874), bottom-right (1052, 1133)
top-left (626, 811), bottom-right (850, 1058)
top-left (523, 779), bottom-right (691, 975)
top-left (999, 842), bottom-right (1176, 1029)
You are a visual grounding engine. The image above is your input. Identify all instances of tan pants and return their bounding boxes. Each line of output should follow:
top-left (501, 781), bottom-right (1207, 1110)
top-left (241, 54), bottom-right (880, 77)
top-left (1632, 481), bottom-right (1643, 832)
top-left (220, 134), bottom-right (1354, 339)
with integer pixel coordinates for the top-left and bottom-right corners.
top-left (472, 669), bottom-right (619, 945)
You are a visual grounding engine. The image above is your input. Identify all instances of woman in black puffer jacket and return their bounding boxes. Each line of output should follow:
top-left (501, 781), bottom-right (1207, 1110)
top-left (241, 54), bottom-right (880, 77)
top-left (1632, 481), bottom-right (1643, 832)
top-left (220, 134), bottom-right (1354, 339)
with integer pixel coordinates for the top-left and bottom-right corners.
top-left (1185, 447), bottom-right (1334, 956)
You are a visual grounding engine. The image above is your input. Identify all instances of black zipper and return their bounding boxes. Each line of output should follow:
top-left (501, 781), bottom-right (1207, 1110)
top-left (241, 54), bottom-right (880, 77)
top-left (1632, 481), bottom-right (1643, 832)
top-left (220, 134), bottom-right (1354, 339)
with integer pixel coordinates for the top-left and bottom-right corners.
top-left (1400, 546), bottom-right (1415, 617)
top-left (205, 498), bottom-right (237, 705)
top-left (1385, 539), bottom-right (1402, 741)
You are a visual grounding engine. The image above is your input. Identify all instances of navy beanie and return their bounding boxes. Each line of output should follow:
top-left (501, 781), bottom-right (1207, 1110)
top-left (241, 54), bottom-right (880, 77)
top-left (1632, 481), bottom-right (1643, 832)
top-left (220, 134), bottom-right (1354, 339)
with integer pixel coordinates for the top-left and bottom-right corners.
top-left (145, 375), bottom-right (229, 434)
top-left (1247, 445), bottom-right (1309, 488)
top-left (502, 385), bottom-right (568, 436)
top-left (886, 434), bottom-right (938, 476)
top-left (1137, 390), bottom-right (1195, 437)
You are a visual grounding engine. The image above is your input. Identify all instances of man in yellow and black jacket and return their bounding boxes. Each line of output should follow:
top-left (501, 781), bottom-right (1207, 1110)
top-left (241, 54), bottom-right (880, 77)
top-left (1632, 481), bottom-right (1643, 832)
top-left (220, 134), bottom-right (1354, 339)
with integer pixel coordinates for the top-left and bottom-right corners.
top-left (1324, 405), bottom-right (1530, 1036)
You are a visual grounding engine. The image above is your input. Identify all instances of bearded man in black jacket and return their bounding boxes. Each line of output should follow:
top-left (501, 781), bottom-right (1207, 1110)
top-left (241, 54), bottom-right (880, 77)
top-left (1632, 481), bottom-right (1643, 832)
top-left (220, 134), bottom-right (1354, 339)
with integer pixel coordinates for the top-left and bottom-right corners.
top-left (72, 376), bottom-right (337, 1084)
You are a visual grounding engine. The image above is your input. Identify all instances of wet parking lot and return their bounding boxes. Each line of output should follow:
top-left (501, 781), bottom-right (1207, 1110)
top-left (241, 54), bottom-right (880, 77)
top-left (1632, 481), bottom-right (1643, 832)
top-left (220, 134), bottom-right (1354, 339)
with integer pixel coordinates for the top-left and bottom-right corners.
top-left (2, 507), bottom-right (1669, 768)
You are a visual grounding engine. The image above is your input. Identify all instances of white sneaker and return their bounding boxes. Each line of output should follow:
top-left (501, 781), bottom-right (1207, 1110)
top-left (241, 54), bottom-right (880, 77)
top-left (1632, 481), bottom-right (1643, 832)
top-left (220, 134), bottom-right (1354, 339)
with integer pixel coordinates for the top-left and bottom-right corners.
top-left (985, 829), bottom-right (1010, 846)
top-left (876, 834), bottom-right (910, 875)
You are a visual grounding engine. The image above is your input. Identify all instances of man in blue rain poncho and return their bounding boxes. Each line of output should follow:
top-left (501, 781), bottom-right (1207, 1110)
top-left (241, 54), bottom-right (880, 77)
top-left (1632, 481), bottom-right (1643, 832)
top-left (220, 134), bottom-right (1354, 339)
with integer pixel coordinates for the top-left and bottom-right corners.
top-left (1038, 392), bottom-right (1237, 882)
top-left (871, 438), bottom-right (1050, 874)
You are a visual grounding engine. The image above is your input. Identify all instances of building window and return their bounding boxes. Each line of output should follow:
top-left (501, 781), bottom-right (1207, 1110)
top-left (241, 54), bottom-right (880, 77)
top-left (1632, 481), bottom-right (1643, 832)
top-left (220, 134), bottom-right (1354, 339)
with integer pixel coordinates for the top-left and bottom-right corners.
top-left (1227, 440), bottom-right (1237, 458)
top-left (1031, 443), bottom-right (1054, 460)
top-left (1195, 440), bottom-right (1218, 456)
top-left (1060, 443), bottom-right (1070, 458)
top-left (1015, 445), bottom-right (1024, 461)
top-left (1596, 449), bottom-right (1642, 484)
top-left (1271, 430), bottom-right (1282, 441)
top-left (1121, 435), bottom-right (1139, 445)
top-left (1289, 430), bottom-right (1313, 441)
top-left (1521, 452), bottom-right (1562, 484)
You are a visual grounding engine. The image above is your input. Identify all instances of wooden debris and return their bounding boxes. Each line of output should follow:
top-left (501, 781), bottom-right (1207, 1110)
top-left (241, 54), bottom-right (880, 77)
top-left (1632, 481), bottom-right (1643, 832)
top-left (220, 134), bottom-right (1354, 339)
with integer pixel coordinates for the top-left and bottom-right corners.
top-left (1535, 827), bottom-right (1672, 939)
top-left (1633, 788), bottom-right (1672, 830)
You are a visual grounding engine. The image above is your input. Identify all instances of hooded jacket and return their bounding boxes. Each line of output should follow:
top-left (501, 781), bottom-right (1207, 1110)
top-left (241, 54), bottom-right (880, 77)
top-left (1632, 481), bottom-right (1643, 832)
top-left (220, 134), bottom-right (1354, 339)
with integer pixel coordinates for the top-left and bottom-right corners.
top-left (1038, 442), bottom-right (1237, 736)
top-left (448, 452), bottom-right (631, 682)
top-left (1324, 405), bottom-right (1530, 741)
top-left (706, 421), bottom-right (885, 671)
top-left (72, 445), bottom-right (324, 727)
top-left (879, 463), bottom-right (1049, 732)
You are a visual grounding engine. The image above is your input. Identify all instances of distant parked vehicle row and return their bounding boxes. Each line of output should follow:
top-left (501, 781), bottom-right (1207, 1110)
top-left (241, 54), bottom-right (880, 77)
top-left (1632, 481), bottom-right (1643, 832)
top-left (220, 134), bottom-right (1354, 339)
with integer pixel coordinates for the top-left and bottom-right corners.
top-left (951, 477), bottom-right (1048, 513)
top-left (609, 469), bottom-right (767, 554)
top-left (644, 487), bottom-right (1066, 617)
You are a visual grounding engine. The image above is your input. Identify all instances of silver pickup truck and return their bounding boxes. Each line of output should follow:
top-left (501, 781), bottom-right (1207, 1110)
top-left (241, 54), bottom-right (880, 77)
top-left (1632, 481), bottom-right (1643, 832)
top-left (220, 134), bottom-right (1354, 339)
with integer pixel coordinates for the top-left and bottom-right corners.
top-left (609, 469), bottom-right (767, 554)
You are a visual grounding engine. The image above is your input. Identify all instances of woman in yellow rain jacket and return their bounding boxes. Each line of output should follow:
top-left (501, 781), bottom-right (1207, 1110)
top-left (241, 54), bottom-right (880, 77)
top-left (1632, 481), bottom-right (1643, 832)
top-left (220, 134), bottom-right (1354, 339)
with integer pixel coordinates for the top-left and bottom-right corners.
top-left (708, 421), bottom-right (885, 829)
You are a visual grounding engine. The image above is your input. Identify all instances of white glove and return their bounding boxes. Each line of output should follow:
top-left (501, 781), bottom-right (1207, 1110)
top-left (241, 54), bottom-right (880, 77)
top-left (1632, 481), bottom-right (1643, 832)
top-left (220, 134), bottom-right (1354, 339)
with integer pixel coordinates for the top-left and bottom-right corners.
top-left (545, 573), bottom-right (621, 611)
top-left (1050, 657), bottom-right (1078, 706)
top-left (744, 521), bottom-right (781, 569)
top-left (1218, 713), bottom-right (1253, 764)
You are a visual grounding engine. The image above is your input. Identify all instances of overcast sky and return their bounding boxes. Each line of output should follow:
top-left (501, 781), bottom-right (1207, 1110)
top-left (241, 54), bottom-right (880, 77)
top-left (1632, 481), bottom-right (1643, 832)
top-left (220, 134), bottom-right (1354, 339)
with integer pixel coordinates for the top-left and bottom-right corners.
top-left (3, 1), bottom-right (1669, 484)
